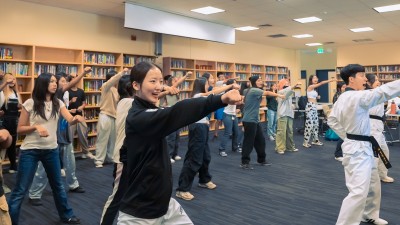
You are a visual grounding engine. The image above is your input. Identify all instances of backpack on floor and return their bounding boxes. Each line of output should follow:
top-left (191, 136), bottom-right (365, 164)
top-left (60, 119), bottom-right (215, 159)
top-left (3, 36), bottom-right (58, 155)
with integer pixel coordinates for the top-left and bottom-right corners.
top-left (325, 128), bottom-right (339, 141)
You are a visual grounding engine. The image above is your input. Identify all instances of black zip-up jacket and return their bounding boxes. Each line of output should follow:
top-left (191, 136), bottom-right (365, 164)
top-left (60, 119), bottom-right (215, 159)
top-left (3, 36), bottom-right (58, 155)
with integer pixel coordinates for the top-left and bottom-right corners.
top-left (119, 94), bottom-right (226, 219)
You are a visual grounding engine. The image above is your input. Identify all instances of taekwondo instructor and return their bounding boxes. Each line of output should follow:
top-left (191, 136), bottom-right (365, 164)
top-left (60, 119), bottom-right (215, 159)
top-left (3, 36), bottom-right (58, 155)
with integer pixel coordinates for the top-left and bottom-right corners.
top-left (328, 64), bottom-right (400, 225)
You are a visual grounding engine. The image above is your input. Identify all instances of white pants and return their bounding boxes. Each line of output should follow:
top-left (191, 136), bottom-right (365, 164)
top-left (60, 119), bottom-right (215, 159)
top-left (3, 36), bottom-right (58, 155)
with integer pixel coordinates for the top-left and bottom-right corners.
top-left (374, 133), bottom-right (390, 180)
top-left (117, 198), bottom-right (193, 225)
top-left (95, 113), bottom-right (116, 165)
top-left (336, 151), bottom-right (381, 225)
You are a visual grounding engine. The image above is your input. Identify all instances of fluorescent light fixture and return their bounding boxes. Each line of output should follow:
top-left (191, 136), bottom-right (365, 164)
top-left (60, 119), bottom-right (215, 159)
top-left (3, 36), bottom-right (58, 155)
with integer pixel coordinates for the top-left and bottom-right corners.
top-left (350, 27), bottom-right (374, 32)
top-left (235, 26), bottom-right (259, 31)
top-left (305, 43), bottom-right (322, 46)
top-left (374, 4), bottom-right (400, 13)
top-left (292, 34), bottom-right (313, 38)
top-left (191, 6), bottom-right (225, 15)
top-left (293, 16), bottom-right (322, 23)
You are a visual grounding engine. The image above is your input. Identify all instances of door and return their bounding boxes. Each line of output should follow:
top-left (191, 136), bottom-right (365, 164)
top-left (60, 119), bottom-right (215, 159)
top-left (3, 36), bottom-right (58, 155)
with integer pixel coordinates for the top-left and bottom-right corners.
top-left (316, 69), bottom-right (335, 103)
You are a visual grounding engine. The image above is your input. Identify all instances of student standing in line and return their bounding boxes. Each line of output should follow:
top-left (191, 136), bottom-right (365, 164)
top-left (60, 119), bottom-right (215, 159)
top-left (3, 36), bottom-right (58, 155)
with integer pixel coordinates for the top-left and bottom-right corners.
top-left (67, 73), bottom-right (94, 159)
top-left (218, 79), bottom-right (241, 157)
top-left (100, 75), bottom-right (133, 225)
top-left (266, 83), bottom-right (278, 141)
top-left (176, 77), bottom-right (240, 200)
top-left (212, 72), bottom-right (226, 138)
top-left (0, 127), bottom-right (12, 225)
top-left (275, 79), bottom-right (301, 154)
top-left (28, 69), bottom-right (91, 207)
top-left (8, 73), bottom-right (84, 224)
top-left (328, 64), bottom-right (400, 225)
top-left (303, 75), bottom-right (335, 148)
top-left (365, 74), bottom-right (394, 183)
top-left (118, 62), bottom-right (242, 223)
top-left (94, 68), bottom-right (128, 168)
top-left (240, 76), bottom-right (285, 170)
top-left (101, 75), bottom-right (179, 224)
top-left (333, 82), bottom-right (346, 161)
top-left (0, 73), bottom-right (21, 173)
top-left (160, 72), bottom-right (191, 163)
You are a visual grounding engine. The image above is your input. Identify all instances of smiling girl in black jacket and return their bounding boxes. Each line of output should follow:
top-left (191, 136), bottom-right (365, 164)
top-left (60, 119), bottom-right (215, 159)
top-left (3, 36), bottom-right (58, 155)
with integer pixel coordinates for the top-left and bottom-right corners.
top-left (118, 62), bottom-right (242, 224)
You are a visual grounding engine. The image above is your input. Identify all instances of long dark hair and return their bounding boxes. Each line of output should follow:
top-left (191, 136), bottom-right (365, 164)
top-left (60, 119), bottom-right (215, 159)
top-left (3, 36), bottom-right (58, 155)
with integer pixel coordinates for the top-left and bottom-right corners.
top-left (192, 77), bottom-right (207, 97)
top-left (118, 75), bottom-right (134, 100)
top-left (308, 75), bottom-right (316, 87)
top-left (365, 74), bottom-right (377, 90)
top-left (32, 73), bottom-right (60, 120)
top-left (336, 82), bottom-right (345, 93)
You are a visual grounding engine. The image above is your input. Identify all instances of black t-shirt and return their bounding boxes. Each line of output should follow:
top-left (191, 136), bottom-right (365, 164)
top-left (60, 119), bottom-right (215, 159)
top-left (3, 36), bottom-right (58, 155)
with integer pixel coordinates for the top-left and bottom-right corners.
top-left (68, 88), bottom-right (86, 116)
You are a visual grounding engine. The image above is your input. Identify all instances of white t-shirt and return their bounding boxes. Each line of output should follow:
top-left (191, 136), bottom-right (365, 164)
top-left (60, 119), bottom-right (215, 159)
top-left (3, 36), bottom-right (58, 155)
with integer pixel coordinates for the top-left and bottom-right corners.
top-left (193, 93), bottom-right (209, 124)
top-left (112, 98), bottom-right (134, 163)
top-left (20, 98), bottom-right (65, 150)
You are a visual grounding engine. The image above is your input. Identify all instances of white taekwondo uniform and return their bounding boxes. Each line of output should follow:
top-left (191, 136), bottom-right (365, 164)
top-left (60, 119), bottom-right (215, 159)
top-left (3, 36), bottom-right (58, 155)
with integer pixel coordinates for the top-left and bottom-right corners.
top-left (327, 79), bottom-right (400, 225)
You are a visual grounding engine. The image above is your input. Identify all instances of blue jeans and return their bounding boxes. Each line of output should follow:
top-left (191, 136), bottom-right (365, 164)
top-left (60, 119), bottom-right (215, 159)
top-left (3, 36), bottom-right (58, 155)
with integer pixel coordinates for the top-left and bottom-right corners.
top-left (8, 149), bottom-right (75, 224)
top-left (29, 144), bottom-right (79, 199)
top-left (266, 110), bottom-right (277, 137)
top-left (219, 113), bottom-right (240, 152)
top-left (166, 129), bottom-right (180, 158)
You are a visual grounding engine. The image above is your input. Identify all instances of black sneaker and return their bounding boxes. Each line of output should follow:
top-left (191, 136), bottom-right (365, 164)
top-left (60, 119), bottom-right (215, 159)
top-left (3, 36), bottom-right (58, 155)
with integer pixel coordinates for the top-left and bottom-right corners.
top-left (258, 161), bottom-right (272, 166)
top-left (240, 163), bottom-right (254, 170)
top-left (62, 216), bottom-right (80, 224)
top-left (70, 186), bottom-right (85, 193)
top-left (28, 198), bottom-right (43, 206)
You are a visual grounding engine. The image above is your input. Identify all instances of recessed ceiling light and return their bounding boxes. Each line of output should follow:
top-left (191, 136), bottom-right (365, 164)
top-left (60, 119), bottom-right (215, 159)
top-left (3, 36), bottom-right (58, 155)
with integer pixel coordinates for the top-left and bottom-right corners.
top-left (235, 26), bottom-right (259, 31)
top-left (191, 6), bottom-right (225, 15)
top-left (293, 16), bottom-right (322, 23)
top-left (292, 34), bottom-right (313, 38)
top-left (350, 27), bottom-right (374, 32)
top-left (374, 4), bottom-right (400, 13)
top-left (305, 43), bottom-right (322, 46)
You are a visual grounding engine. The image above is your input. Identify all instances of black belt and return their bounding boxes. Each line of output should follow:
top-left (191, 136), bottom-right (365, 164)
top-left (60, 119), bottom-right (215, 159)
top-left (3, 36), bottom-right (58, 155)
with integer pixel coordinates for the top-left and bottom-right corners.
top-left (346, 133), bottom-right (392, 169)
top-left (369, 115), bottom-right (384, 122)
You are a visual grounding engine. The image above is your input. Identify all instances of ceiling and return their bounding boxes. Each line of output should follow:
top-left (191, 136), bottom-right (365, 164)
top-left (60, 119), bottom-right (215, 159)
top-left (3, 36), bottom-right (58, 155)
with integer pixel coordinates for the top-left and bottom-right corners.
top-left (20, 0), bottom-right (400, 50)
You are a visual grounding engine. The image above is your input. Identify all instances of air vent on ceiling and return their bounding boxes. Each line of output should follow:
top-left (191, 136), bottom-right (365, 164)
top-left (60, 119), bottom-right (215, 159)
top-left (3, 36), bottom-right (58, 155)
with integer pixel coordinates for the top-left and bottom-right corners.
top-left (268, 34), bottom-right (287, 38)
top-left (323, 41), bottom-right (335, 45)
top-left (259, 24), bottom-right (272, 27)
top-left (353, 38), bottom-right (373, 42)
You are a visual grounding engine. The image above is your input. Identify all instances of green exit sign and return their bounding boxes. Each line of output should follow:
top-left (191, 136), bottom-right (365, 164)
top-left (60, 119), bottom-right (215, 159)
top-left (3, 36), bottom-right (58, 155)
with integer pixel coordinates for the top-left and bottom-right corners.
top-left (317, 48), bottom-right (324, 54)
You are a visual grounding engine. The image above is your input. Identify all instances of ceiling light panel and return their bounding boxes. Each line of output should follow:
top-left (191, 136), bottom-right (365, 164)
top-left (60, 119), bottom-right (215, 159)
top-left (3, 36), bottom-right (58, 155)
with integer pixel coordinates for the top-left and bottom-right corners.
top-left (292, 34), bottom-right (313, 38)
top-left (293, 16), bottom-right (322, 23)
top-left (350, 27), bottom-right (373, 32)
top-left (191, 6), bottom-right (225, 15)
top-left (374, 4), bottom-right (400, 13)
top-left (305, 43), bottom-right (322, 46)
top-left (235, 26), bottom-right (259, 31)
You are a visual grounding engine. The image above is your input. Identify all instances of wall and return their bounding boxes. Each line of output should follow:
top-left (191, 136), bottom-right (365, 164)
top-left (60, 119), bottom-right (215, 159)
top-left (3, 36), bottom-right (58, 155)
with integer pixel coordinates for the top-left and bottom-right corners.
top-left (1, 0), bottom-right (301, 81)
top-left (337, 42), bottom-right (400, 66)
top-left (300, 49), bottom-right (337, 78)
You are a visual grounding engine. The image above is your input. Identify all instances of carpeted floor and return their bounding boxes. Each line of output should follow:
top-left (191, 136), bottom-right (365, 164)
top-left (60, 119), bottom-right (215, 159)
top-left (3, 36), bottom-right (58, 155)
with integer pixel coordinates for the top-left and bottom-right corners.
top-left (3, 122), bottom-right (400, 225)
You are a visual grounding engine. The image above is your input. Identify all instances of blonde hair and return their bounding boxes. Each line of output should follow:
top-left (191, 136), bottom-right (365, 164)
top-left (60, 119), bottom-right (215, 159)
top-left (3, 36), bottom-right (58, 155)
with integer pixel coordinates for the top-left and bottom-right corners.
top-left (2, 73), bottom-right (21, 108)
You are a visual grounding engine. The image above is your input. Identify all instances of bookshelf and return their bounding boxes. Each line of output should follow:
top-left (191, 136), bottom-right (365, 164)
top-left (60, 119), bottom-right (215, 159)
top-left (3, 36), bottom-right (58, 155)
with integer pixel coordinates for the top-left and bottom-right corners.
top-left (0, 43), bottom-right (156, 155)
top-left (336, 65), bottom-right (399, 84)
top-left (163, 57), bottom-right (289, 135)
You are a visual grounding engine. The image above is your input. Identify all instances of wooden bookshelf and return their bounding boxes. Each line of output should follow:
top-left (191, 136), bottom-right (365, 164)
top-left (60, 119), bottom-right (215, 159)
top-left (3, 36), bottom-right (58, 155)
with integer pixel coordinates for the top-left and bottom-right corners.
top-left (0, 43), bottom-right (156, 155)
top-left (336, 64), bottom-right (399, 84)
top-left (163, 57), bottom-right (289, 135)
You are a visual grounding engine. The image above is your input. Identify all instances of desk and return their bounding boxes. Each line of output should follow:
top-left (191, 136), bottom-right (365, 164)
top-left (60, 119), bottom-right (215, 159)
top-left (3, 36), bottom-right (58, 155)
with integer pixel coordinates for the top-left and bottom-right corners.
top-left (386, 114), bottom-right (400, 144)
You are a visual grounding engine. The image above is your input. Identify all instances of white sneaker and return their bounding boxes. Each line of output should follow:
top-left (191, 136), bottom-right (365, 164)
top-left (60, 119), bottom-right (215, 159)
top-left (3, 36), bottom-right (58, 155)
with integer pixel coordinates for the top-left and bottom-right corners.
top-left (219, 151), bottom-right (228, 157)
top-left (61, 169), bottom-right (66, 177)
top-left (312, 141), bottom-right (323, 146)
top-left (176, 191), bottom-right (194, 200)
top-left (174, 155), bottom-right (182, 161)
top-left (381, 176), bottom-right (394, 183)
top-left (269, 136), bottom-right (275, 141)
top-left (86, 152), bottom-right (95, 159)
top-left (170, 158), bottom-right (175, 164)
top-left (95, 163), bottom-right (103, 168)
top-left (362, 218), bottom-right (388, 225)
top-left (335, 157), bottom-right (343, 162)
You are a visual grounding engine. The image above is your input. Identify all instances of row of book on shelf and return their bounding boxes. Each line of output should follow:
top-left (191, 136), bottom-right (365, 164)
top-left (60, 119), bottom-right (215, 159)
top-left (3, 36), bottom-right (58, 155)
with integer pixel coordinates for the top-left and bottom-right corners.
top-left (0, 62), bottom-right (29, 76)
top-left (84, 80), bottom-right (104, 92)
top-left (84, 52), bottom-right (116, 65)
top-left (0, 47), bottom-right (13, 59)
top-left (123, 56), bottom-right (155, 67)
